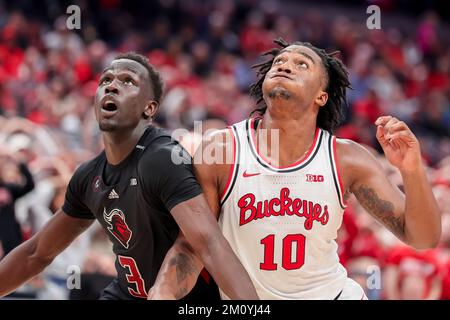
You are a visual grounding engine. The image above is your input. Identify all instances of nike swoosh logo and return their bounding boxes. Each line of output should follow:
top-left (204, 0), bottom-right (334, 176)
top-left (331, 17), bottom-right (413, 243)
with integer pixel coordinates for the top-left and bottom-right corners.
top-left (243, 171), bottom-right (261, 178)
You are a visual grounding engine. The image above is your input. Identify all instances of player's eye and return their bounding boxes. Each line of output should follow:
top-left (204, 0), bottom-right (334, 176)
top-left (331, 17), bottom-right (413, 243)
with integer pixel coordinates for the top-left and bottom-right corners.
top-left (273, 57), bottom-right (284, 65)
top-left (123, 78), bottom-right (135, 86)
top-left (100, 77), bottom-right (111, 85)
top-left (298, 61), bottom-right (308, 69)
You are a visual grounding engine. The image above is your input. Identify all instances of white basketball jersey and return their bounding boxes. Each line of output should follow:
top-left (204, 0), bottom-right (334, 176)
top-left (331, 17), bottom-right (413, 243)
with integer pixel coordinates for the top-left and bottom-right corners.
top-left (219, 118), bottom-right (350, 299)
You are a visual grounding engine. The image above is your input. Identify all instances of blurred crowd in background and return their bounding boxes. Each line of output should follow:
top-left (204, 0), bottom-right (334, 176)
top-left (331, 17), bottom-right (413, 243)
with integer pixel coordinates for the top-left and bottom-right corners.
top-left (0, 0), bottom-right (449, 299)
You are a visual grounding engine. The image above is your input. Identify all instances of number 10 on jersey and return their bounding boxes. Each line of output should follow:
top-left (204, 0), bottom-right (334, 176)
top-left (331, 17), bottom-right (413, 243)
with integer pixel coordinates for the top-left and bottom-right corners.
top-left (260, 234), bottom-right (306, 270)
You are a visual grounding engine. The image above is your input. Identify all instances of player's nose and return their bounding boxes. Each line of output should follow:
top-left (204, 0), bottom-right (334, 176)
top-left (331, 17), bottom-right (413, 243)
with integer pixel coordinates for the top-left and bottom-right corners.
top-left (277, 65), bottom-right (292, 74)
top-left (105, 81), bottom-right (119, 95)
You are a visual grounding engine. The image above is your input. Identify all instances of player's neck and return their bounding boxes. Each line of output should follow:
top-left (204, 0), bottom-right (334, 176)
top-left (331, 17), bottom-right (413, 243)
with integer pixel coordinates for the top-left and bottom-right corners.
top-left (258, 110), bottom-right (318, 167)
top-left (102, 123), bottom-right (148, 165)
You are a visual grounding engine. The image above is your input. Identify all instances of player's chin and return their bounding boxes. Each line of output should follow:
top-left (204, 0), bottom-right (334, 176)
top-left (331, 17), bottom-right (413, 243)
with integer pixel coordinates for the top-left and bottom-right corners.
top-left (267, 86), bottom-right (292, 100)
top-left (98, 120), bottom-right (119, 132)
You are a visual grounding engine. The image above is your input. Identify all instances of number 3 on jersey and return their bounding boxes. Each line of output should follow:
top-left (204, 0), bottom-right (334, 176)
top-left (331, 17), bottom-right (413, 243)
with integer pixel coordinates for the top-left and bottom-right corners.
top-left (118, 255), bottom-right (148, 298)
top-left (260, 234), bottom-right (306, 270)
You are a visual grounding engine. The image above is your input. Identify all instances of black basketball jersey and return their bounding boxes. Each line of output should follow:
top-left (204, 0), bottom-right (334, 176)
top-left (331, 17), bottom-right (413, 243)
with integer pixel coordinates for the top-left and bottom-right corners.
top-left (62, 126), bottom-right (204, 299)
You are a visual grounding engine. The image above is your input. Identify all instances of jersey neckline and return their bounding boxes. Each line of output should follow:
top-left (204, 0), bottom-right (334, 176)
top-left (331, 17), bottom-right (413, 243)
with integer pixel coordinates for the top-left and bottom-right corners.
top-left (101, 126), bottom-right (153, 187)
top-left (246, 117), bottom-right (323, 173)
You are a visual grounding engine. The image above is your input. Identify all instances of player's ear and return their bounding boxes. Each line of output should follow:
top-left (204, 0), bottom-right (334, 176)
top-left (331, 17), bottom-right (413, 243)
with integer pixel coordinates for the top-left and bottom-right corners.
top-left (315, 90), bottom-right (328, 108)
top-left (143, 100), bottom-right (158, 120)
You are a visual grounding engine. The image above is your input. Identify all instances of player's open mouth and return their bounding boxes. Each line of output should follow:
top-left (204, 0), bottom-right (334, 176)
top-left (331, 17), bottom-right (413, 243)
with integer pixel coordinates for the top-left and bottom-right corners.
top-left (103, 101), bottom-right (118, 111)
top-left (101, 100), bottom-right (119, 117)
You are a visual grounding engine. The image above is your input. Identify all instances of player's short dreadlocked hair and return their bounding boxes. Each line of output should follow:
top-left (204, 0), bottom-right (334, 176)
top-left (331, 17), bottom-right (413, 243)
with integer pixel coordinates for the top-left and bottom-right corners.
top-left (114, 52), bottom-right (164, 119)
top-left (249, 38), bottom-right (351, 132)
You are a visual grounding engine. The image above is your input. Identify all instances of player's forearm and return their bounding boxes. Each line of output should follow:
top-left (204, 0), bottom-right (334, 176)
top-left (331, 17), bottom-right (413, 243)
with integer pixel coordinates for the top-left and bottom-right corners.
top-left (401, 166), bottom-right (441, 249)
top-left (0, 240), bottom-right (51, 297)
top-left (150, 236), bottom-right (203, 300)
top-left (200, 234), bottom-right (258, 300)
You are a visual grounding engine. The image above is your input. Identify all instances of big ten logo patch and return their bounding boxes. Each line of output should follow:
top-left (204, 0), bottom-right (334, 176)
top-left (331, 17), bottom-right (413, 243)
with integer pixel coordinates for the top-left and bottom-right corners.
top-left (306, 174), bottom-right (324, 182)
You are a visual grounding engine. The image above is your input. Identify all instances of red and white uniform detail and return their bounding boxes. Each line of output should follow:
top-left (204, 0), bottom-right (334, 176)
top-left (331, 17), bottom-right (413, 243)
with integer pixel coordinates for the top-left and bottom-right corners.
top-left (219, 118), bottom-right (363, 299)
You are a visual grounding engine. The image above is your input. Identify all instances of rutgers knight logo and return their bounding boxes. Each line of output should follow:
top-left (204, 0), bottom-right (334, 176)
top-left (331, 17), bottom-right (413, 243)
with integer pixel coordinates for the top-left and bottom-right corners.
top-left (103, 208), bottom-right (132, 249)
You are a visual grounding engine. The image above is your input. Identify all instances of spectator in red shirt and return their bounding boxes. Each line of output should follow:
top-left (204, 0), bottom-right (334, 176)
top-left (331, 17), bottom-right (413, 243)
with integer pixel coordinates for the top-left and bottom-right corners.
top-left (383, 245), bottom-right (442, 299)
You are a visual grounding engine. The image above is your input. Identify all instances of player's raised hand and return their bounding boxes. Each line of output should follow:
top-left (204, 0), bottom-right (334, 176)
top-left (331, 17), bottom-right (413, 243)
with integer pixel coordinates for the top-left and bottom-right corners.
top-left (375, 116), bottom-right (422, 173)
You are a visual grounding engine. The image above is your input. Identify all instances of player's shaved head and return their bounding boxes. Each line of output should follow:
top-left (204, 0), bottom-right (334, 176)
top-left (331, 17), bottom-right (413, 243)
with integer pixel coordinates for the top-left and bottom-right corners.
top-left (113, 52), bottom-right (165, 117)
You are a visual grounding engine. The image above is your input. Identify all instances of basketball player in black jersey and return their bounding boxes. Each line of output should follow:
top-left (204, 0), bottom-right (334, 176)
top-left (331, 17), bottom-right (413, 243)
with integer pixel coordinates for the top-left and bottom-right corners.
top-left (0, 53), bottom-right (258, 300)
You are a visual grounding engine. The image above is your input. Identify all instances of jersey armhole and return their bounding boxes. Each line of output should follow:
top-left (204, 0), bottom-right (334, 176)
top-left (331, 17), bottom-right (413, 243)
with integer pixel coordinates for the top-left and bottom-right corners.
top-left (219, 125), bottom-right (240, 205)
top-left (329, 135), bottom-right (347, 210)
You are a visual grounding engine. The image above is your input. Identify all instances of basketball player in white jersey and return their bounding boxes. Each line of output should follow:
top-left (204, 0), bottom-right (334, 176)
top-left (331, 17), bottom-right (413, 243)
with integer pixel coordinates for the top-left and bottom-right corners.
top-left (148, 39), bottom-right (441, 300)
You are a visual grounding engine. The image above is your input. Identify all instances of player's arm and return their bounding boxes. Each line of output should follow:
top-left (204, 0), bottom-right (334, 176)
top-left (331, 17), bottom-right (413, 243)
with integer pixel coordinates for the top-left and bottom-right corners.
top-left (339, 116), bottom-right (441, 249)
top-left (0, 209), bottom-right (93, 297)
top-left (169, 192), bottom-right (258, 300)
top-left (148, 231), bottom-right (204, 299)
top-left (149, 130), bottom-right (254, 299)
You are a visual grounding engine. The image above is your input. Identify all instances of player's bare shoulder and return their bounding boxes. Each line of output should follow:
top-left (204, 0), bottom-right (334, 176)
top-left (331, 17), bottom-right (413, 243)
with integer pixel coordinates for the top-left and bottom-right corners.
top-left (335, 137), bottom-right (385, 193)
top-left (193, 128), bottom-right (234, 184)
top-left (335, 138), bottom-right (374, 163)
